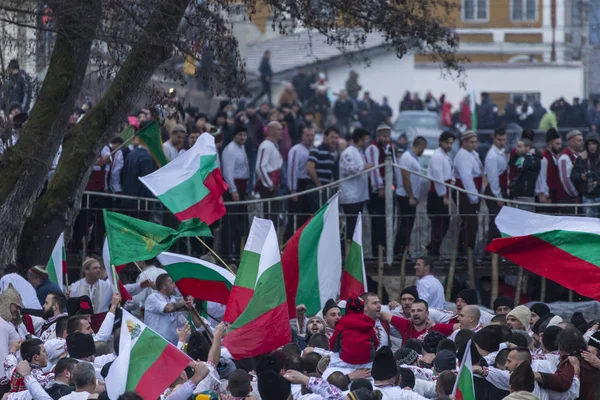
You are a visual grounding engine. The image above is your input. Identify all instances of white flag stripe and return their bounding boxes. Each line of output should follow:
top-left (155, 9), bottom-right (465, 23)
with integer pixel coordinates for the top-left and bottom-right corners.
top-left (140, 133), bottom-right (218, 196)
top-left (254, 218), bottom-right (281, 283)
top-left (316, 193), bottom-right (342, 311)
top-left (157, 252), bottom-right (235, 284)
top-left (496, 206), bottom-right (600, 237)
top-left (49, 233), bottom-right (65, 291)
top-left (353, 212), bottom-right (368, 293)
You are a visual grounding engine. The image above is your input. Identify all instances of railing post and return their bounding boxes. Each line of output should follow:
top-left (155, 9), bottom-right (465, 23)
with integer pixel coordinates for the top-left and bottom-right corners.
top-left (385, 154), bottom-right (394, 265)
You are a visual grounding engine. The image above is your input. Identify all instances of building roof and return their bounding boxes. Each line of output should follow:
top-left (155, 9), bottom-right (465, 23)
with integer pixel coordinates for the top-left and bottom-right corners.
top-left (245, 30), bottom-right (386, 76)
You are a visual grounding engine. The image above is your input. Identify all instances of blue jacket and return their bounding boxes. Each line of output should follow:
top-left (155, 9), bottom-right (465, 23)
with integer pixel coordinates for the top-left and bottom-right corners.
top-left (121, 147), bottom-right (157, 198)
top-left (36, 279), bottom-right (62, 307)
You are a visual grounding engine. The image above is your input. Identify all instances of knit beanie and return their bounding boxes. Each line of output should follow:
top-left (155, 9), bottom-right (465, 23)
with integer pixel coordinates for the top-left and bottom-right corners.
top-left (542, 326), bottom-right (563, 352)
top-left (376, 124), bottom-right (391, 136)
top-left (28, 265), bottom-right (48, 278)
top-left (45, 338), bottom-right (68, 363)
top-left (423, 331), bottom-right (446, 354)
top-left (530, 303), bottom-right (550, 319)
top-left (507, 306), bottom-right (531, 330)
top-left (371, 347), bottom-right (397, 381)
top-left (493, 296), bottom-right (514, 312)
top-left (433, 350), bottom-right (457, 373)
top-left (257, 371), bottom-right (291, 400)
top-left (394, 348), bottom-right (418, 368)
top-left (66, 332), bottom-right (95, 359)
top-left (455, 289), bottom-right (478, 305)
top-left (346, 295), bottom-right (365, 315)
top-left (473, 326), bottom-right (504, 353)
top-left (546, 315), bottom-right (563, 328)
top-left (400, 286), bottom-right (419, 300)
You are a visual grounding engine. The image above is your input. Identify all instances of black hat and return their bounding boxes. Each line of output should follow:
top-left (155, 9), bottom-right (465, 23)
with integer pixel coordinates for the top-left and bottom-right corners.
top-left (350, 378), bottom-right (373, 392)
top-left (493, 296), bottom-right (514, 312)
top-left (66, 332), bottom-right (95, 359)
top-left (546, 128), bottom-right (560, 142)
top-left (433, 350), bottom-right (457, 373)
top-left (322, 298), bottom-right (341, 316)
top-left (398, 367), bottom-right (415, 389)
top-left (532, 313), bottom-right (554, 334)
top-left (394, 347), bottom-right (418, 367)
top-left (7, 59), bottom-right (18, 70)
top-left (345, 295), bottom-right (364, 315)
top-left (400, 286), bottom-right (419, 300)
top-left (347, 388), bottom-right (378, 400)
top-left (12, 112), bottom-right (28, 128)
top-left (257, 371), bottom-right (291, 400)
top-left (372, 347), bottom-right (397, 381)
top-left (423, 331), bottom-right (446, 354)
top-left (473, 325), bottom-right (504, 353)
top-left (530, 303), bottom-right (550, 319)
top-left (542, 326), bottom-right (563, 352)
top-left (455, 289), bottom-right (478, 305)
top-left (67, 296), bottom-right (93, 316)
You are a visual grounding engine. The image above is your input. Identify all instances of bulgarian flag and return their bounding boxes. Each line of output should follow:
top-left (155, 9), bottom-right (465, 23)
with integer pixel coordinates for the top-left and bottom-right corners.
top-left (488, 207), bottom-right (600, 300)
top-left (106, 309), bottom-right (190, 400)
top-left (340, 212), bottom-right (367, 299)
top-left (452, 340), bottom-right (476, 400)
top-left (157, 252), bottom-right (235, 305)
top-left (222, 218), bottom-right (290, 359)
top-left (46, 233), bottom-right (67, 291)
top-left (281, 193), bottom-right (342, 317)
top-left (140, 133), bottom-right (228, 225)
top-left (102, 239), bottom-right (133, 301)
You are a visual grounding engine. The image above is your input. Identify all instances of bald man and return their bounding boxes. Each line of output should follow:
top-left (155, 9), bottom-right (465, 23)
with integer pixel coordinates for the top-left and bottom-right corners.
top-left (449, 305), bottom-right (483, 341)
top-left (256, 121), bottom-right (284, 228)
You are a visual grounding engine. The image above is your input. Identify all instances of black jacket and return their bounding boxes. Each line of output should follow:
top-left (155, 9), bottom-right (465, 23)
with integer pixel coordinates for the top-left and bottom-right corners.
top-left (509, 152), bottom-right (541, 198)
top-left (5, 71), bottom-right (32, 112)
top-left (121, 147), bottom-right (157, 198)
top-left (571, 133), bottom-right (600, 197)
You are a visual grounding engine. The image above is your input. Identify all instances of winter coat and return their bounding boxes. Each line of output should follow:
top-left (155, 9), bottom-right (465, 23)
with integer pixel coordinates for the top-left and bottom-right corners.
top-left (330, 313), bottom-right (378, 365)
top-left (571, 132), bottom-right (600, 198)
top-left (509, 152), bottom-right (542, 198)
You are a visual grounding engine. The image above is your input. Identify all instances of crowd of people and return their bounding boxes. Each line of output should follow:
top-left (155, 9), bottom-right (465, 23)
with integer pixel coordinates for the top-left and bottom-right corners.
top-left (2, 253), bottom-right (600, 400)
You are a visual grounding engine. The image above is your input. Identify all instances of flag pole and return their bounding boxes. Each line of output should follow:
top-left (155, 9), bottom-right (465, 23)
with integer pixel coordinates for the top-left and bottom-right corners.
top-left (110, 264), bottom-right (120, 300)
top-left (190, 307), bottom-right (214, 340)
top-left (108, 134), bottom-right (135, 158)
top-left (195, 236), bottom-right (235, 275)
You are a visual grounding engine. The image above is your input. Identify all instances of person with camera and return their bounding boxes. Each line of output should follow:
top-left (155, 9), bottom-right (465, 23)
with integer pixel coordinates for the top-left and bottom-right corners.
top-left (571, 132), bottom-right (600, 217)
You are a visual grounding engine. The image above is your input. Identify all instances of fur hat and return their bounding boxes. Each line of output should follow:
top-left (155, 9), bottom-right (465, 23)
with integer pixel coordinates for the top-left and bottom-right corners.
top-left (257, 371), bottom-right (291, 400)
top-left (394, 347), bottom-right (418, 367)
top-left (546, 128), bottom-right (560, 142)
top-left (530, 303), bottom-right (550, 320)
top-left (507, 306), bottom-right (531, 330)
top-left (322, 298), bottom-right (340, 316)
top-left (433, 350), bottom-right (457, 373)
top-left (455, 289), bottom-right (478, 305)
top-left (0, 283), bottom-right (24, 322)
top-left (66, 332), bottom-right (95, 359)
top-left (371, 347), bottom-right (397, 381)
top-left (423, 331), bottom-right (446, 354)
top-left (400, 286), bottom-right (419, 300)
top-left (67, 296), bottom-right (93, 316)
top-left (532, 313), bottom-right (554, 334)
top-left (346, 295), bottom-right (365, 315)
top-left (473, 325), bottom-right (504, 353)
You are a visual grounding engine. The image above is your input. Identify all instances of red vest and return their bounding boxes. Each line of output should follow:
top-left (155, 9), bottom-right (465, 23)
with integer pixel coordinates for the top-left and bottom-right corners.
top-left (549, 149), bottom-right (576, 201)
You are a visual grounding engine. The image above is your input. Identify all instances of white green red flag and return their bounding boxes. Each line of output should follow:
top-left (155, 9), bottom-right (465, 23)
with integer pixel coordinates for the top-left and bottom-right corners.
top-left (102, 239), bottom-right (132, 301)
top-left (452, 340), bottom-right (475, 400)
top-left (157, 252), bottom-right (235, 305)
top-left (281, 193), bottom-right (342, 317)
top-left (340, 212), bottom-right (367, 300)
top-left (106, 309), bottom-right (190, 400)
top-left (140, 133), bottom-right (228, 225)
top-left (487, 207), bottom-right (600, 300)
top-left (46, 233), bottom-right (67, 291)
top-left (222, 218), bottom-right (290, 359)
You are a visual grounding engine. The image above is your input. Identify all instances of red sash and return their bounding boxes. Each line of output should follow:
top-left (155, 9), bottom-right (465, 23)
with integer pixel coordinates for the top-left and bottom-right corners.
top-left (429, 180), bottom-right (452, 193)
top-left (455, 176), bottom-right (483, 191)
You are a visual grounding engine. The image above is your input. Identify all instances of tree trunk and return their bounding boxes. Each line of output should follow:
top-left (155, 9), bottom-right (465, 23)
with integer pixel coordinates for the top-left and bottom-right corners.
top-left (0, 1), bottom-right (101, 270)
top-left (18, 0), bottom-right (192, 271)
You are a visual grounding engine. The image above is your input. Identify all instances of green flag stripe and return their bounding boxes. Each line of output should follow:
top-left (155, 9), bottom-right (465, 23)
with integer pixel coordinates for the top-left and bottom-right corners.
top-left (296, 204), bottom-right (327, 314)
top-left (344, 240), bottom-right (364, 283)
top-left (163, 262), bottom-right (233, 289)
top-left (234, 250), bottom-right (261, 290)
top-left (230, 261), bottom-right (286, 330)
top-left (156, 155), bottom-right (217, 213)
top-left (136, 121), bottom-right (169, 167)
top-left (46, 258), bottom-right (59, 286)
top-left (457, 367), bottom-right (475, 400)
top-left (125, 329), bottom-right (168, 390)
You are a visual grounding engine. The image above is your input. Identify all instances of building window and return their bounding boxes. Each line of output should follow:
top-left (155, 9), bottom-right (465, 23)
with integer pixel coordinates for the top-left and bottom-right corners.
top-left (511, 0), bottom-right (537, 22)
top-left (462, 0), bottom-right (489, 22)
top-left (510, 92), bottom-right (541, 104)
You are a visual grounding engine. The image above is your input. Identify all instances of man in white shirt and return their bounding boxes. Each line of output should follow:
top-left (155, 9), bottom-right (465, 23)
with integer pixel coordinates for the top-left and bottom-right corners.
top-left (394, 136), bottom-right (427, 257)
top-left (484, 129), bottom-right (507, 244)
top-left (449, 305), bottom-right (483, 341)
top-left (144, 273), bottom-right (203, 344)
top-left (427, 131), bottom-right (454, 257)
top-left (339, 128), bottom-right (372, 238)
top-left (163, 124), bottom-right (186, 162)
top-left (68, 258), bottom-right (114, 332)
top-left (285, 127), bottom-right (314, 241)
top-left (557, 130), bottom-right (584, 214)
top-left (256, 121), bottom-right (283, 228)
top-left (58, 361), bottom-right (96, 400)
top-left (453, 131), bottom-right (483, 255)
top-left (221, 126), bottom-right (250, 256)
top-left (365, 124), bottom-right (397, 256)
top-left (414, 257), bottom-right (445, 310)
top-left (0, 316), bottom-right (21, 392)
